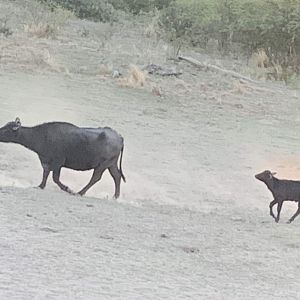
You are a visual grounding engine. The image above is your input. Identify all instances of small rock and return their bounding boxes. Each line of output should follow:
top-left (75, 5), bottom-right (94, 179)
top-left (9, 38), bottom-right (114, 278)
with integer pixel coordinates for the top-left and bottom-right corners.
top-left (112, 70), bottom-right (120, 78)
top-left (231, 216), bottom-right (245, 223)
top-left (181, 246), bottom-right (200, 254)
top-left (40, 227), bottom-right (58, 233)
top-left (234, 103), bottom-right (244, 109)
top-left (99, 235), bottom-right (114, 240)
top-left (160, 233), bottom-right (168, 238)
top-left (152, 86), bottom-right (163, 97)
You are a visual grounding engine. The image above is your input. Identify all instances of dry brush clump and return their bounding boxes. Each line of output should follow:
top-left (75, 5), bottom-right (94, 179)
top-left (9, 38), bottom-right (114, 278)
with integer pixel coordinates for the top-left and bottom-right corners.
top-left (0, 39), bottom-right (68, 73)
top-left (251, 49), bottom-right (270, 69)
top-left (118, 65), bottom-right (146, 88)
top-left (98, 64), bottom-right (114, 76)
top-left (0, 17), bottom-right (13, 37)
top-left (24, 2), bottom-right (73, 38)
top-left (24, 23), bottom-right (53, 39)
top-left (249, 48), bottom-right (295, 83)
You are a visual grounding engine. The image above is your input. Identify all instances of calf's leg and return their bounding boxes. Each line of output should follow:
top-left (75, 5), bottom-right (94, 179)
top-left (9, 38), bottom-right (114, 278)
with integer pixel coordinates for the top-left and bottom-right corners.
top-left (275, 200), bottom-right (283, 223)
top-left (269, 199), bottom-right (277, 220)
top-left (287, 202), bottom-right (300, 224)
top-left (108, 163), bottom-right (122, 198)
top-left (52, 167), bottom-right (74, 194)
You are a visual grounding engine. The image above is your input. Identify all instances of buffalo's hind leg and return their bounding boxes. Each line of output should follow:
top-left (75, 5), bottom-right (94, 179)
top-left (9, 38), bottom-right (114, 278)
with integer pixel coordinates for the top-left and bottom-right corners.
top-left (78, 166), bottom-right (105, 196)
top-left (38, 163), bottom-right (50, 189)
top-left (287, 202), bottom-right (300, 223)
top-left (108, 163), bottom-right (121, 199)
top-left (52, 167), bottom-right (74, 195)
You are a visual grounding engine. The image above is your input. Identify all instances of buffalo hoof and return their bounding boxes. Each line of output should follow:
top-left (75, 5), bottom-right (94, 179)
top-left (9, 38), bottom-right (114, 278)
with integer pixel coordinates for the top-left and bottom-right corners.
top-left (35, 186), bottom-right (44, 190)
top-left (68, 190), bottom-right (76, 196)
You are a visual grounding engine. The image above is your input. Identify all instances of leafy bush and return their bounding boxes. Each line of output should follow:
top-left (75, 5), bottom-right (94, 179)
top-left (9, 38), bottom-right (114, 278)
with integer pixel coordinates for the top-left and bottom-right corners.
top-left (161, 0), bottom-right (220, 47)
top-left (161, 0), bottom-right (300, 76)
top-left (38, 0), bottom-right (173, 21)
top-left (38, 0), bottom-right (116, 22)
top-left (117, 0), bottom-right (173, 14)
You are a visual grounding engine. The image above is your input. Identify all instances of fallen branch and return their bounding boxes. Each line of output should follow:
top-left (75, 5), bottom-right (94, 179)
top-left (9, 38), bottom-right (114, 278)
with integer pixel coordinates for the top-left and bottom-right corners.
top-left (178, 55), bottom-right (259, 84)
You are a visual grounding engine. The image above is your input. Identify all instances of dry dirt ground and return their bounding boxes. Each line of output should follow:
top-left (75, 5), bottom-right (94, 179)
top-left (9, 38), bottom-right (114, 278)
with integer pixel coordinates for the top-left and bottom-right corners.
top-left (1, 1), bottom-right (300, 299)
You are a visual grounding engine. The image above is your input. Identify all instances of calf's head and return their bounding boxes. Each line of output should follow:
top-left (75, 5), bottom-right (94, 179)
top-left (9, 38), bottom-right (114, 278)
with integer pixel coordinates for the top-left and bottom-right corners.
top-left (255, 170), bottom-right (276, 183)
top-left (0, 118), bottom-right (22, 142)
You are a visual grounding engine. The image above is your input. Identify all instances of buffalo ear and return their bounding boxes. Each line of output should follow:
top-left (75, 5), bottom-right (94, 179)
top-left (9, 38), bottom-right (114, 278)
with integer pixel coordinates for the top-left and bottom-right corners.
top-left (12, 117), bottom-right (21, 131)
top-left (271, 172), bottom-right (277, 176)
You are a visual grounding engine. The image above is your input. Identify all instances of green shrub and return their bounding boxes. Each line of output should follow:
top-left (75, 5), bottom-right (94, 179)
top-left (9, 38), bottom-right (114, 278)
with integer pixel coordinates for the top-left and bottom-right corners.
top-left (38, 0), bottom-right (173, 21)
top-left (160, 0), bottom-right (219, 46)
top-left (120, 0), bottom-right (173, 14)
top-left (161, 0), bottom-right (300, 76)
top-left (38, 0), bottom-right (116, 22)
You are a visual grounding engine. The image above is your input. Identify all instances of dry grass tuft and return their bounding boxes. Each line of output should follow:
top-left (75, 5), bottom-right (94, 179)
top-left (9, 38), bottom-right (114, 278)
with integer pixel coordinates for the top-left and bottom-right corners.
top-left (41, 49), bottom-right (68, 73)
top-left (151, 86), bottom-right (163, 97)
top-left (231, 80), bottom-right (254, 94)
top-left (212, 80), bottom-right (254, 100)
top-left (144, 9), bottom-right (161, 40)
top-left (24, 23), bottom-right (53, 38)
top-left (251, 49), bottom-right (269, 68)
top-left (118, 65), bottom-right (146, 88)
top-left (98, 64), bottom-right (113, 76)
top-left (247, 49), bottom-right (271, 80)
top-left (0, 40), bottom-right (69, 74)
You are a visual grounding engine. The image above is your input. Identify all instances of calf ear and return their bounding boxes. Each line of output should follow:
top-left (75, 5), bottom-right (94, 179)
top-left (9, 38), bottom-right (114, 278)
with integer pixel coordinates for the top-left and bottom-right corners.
top-left (271, 172), bottom-right (277, 176)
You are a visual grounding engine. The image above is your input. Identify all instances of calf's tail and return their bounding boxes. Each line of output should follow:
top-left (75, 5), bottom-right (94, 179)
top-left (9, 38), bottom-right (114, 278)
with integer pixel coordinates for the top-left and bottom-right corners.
top-left (119, 145), bottom-right (126, 182)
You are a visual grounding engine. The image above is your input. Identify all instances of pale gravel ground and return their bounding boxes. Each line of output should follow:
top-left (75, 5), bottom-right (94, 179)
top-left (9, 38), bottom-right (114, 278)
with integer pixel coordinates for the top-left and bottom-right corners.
top-left (0, 70), bottom-right (300, 300)
top-left (1, 186), bottom-right (300, 300)
top-left (1, 0), bottom-right (300, 298)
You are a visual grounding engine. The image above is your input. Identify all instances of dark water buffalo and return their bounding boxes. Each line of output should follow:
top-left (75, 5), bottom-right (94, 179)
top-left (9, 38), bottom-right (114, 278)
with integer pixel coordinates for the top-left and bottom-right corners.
top-left (0, 118), bottom-right (126, 198)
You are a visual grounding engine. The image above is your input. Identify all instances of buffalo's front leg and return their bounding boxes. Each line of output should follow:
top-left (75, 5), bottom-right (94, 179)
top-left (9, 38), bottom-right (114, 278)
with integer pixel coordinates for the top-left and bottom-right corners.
top-left (275, 201), bottom-right (283, 223)
top-left (38, 163), bottom-right (50, 189)
top-left (52, 168), bottom-right (74, 194)
top-left (269, 199), bottom-right (277, 220)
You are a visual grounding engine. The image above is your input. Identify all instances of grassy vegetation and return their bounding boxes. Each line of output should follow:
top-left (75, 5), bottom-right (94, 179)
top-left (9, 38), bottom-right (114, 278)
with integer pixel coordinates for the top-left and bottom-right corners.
top-left (33, 0), bottom-right (300, 83)
top-left (38, 0), bottom-right (173, 22)
top-left (160, 0), bottom-right (300, 82)
top-left (24, 1), bottom-right (73, 38)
